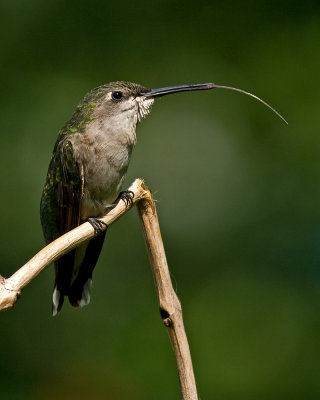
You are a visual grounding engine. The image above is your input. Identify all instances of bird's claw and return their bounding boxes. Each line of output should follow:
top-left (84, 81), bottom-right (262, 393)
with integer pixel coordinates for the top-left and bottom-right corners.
top-left (118, 190), bottom-right (134, 208)
top-left (87, 217), bottom-right (108, 235)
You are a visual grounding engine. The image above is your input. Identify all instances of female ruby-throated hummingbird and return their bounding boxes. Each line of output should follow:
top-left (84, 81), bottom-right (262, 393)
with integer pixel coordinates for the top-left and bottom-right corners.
top-left (40, 81), bottom-right (286, 315)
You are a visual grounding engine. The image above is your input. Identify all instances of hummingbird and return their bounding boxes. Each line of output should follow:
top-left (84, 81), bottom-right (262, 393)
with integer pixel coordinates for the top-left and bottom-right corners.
top-left (40, 81), bottom-right (286, 315)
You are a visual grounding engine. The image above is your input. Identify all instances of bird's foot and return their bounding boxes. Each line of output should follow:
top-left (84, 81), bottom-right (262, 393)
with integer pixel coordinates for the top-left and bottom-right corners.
top-left (87, 217), bottom-right (108, 235)
top-left (117, 190), bottom-right (134, 208)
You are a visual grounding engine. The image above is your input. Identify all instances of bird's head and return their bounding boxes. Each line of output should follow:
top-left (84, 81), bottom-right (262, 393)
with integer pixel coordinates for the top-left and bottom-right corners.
top-left (82, 81), bottom-right (219, 128)
top-left (65, 81), bottom-right (286, 137)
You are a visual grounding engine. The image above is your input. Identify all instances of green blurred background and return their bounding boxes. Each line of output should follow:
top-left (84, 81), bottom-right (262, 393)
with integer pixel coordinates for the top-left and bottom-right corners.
top-left (1, 1), bottom-right (320, 399)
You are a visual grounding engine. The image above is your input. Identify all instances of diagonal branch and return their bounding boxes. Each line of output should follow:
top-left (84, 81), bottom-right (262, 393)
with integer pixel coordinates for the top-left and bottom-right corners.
top-left (0, 178), bottom-right (148, 311)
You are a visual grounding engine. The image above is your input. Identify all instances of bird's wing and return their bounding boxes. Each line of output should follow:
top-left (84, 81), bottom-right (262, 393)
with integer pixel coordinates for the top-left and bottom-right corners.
top-left (40, 138), bottom-right (84, 314)
top-left (41, 138), bottom-right (83, 242)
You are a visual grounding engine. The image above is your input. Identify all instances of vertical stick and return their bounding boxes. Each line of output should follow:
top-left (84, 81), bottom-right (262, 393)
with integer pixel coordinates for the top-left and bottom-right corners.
top-left (137, 194), bottom-right (198, 400)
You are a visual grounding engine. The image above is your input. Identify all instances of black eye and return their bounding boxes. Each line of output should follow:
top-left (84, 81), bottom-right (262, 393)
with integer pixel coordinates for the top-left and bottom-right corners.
top-left (112, 91), bottom-right (123, 102)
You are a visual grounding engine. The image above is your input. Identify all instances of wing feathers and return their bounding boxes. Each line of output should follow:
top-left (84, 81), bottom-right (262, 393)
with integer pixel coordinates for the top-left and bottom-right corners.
top-left (42, 137), bottom-right (106, 315)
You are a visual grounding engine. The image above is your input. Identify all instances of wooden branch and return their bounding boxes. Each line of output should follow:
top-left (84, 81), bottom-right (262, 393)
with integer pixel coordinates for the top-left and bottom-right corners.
top-left (0, 178), bottom-right (148, 311)
top-left (137, 193), bottom-right (199, 400)
top-left (0, 178), bottom-right (199, 400)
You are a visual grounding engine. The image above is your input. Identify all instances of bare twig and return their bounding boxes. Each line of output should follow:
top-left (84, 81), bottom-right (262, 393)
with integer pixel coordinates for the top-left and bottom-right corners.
top-left (137, 191), bottom-right (198, 400)
top-left (0, 178), bottom-right (199, 400)
top-left (0, 178), bottom-right (148, 311)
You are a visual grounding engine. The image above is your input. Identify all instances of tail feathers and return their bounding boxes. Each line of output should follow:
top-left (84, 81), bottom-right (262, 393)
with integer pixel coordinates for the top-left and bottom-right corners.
top-left (52, 278), bottom-right (92, 316)
top-left (52, 287), bottom-right (64, 316)
top-left (52, 231), bottom-right (106, 315)
top-left (79, 278), bottom-right (92, 307)
top-left (51, 249), bottom-right (75, 316)
top-left (68, 278), bottom-right (93, 307)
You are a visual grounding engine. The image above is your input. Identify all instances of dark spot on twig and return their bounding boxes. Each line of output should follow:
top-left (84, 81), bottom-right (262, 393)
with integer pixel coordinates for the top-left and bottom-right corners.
top-left (160, 307), bottom-right (170, 319)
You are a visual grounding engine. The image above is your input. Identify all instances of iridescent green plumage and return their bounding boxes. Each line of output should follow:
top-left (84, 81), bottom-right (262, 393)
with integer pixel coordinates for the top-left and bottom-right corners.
top-left (41, 84), bottom-right (112, 241)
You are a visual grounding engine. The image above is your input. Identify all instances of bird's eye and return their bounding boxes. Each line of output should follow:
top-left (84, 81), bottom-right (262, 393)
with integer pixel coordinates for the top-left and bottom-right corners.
top-left (111, 91), bottom-right (123, 102)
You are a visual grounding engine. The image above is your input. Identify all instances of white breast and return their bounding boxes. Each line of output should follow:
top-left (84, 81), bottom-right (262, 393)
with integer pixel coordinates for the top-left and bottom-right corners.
top-left (71, 130), bottom-right (134, 220)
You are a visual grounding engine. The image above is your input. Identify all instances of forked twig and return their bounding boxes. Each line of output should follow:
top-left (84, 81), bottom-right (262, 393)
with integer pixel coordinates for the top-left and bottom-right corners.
top-left (0, 178), bottom-right (198, 399)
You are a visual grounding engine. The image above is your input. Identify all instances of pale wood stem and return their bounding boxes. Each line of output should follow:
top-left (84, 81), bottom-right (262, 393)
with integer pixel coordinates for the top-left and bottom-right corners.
top-left (0, 179), bottom-right (199, 400)
top-left (136, 192), bottom-right (198, 400)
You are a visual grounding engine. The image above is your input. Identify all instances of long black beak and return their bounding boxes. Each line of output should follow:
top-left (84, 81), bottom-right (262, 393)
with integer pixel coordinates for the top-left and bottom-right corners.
top-left (141, 83), bottom-right (287, 124)
top-left (141, 83), bottom-right (215, 97)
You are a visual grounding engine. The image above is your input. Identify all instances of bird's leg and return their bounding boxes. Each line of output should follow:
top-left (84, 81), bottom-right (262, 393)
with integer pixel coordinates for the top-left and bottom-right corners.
top-left (87, 217), bottom-right (108, 235)
top-left (117, 190), bottom-right (134, 208)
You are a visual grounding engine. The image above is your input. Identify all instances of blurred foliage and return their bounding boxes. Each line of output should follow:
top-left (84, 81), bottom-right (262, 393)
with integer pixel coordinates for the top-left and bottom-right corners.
top-left (0, 0), bottom-right (320, 399)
